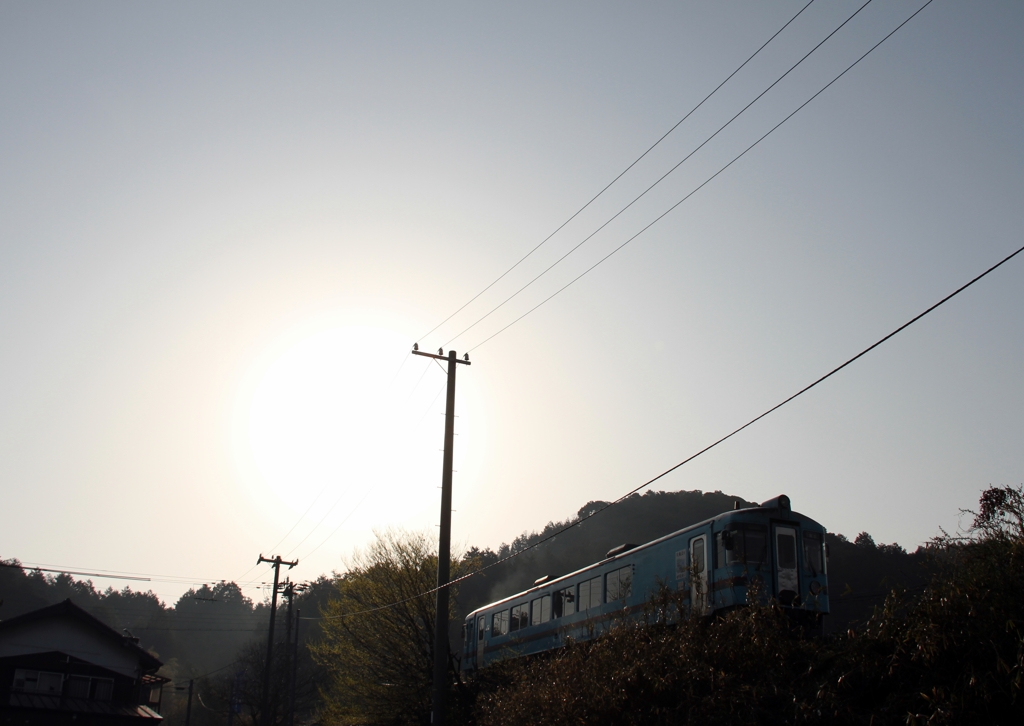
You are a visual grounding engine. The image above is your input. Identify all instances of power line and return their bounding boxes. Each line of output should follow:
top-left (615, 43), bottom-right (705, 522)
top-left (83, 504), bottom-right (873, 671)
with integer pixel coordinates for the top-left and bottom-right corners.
top-left (416, 0), bottom-right (818, 346)
top-left (234, 344), bottom-right (422, 586)
top-left (293, 488), bottom-right (374, 563)
top-left (172, 659), bottom-right (242, 684)
top-left (233, 490), bottom-right (327, 586)
top-left (2, 0), bottom-right (953, 629)
top-left (0, 562), bottom-right (150, 582)
top-left (444, 0), bottom-right (875, 350)
top-left (125, 622), bottom-right (264, 626)
top-left (6, 561), bottom-right (227, 583)
top-left (310, 223), bottom-right (1021, 622)
top-left (466, 0), bottom-right (932, 353)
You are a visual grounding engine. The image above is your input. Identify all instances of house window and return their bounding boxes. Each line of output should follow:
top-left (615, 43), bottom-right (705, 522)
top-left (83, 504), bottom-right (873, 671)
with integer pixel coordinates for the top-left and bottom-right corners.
top-left (93, 679), bottom-right (114, 701)
top-left (12, 669), bottom-right (63, 695)
top-left (67, 676), bottom-right (91, 698)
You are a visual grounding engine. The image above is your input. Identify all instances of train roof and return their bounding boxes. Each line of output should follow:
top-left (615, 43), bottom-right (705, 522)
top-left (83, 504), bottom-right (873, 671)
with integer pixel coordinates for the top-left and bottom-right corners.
top-left (465, 494), bottom-right (825, 618)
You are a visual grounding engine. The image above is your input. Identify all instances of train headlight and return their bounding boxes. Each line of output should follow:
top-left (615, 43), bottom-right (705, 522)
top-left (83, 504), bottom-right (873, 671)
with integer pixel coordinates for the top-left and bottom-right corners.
top-left (809, 580), bottom-right (821, 595)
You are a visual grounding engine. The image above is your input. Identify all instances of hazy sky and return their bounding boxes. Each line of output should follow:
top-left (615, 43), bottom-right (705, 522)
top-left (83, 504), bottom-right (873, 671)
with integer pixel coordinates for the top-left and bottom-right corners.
top-left (2, 1), bottom-right (1022, 605)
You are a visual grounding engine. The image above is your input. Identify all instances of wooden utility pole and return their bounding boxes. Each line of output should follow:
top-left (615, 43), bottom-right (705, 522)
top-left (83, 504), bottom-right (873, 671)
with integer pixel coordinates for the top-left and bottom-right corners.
top-left (257, 554), bottom-right (297, 726)
top-left (411, 345), bottom-right (470, 726)
top-left (184, 680), bottom-right (193, 726)
top-left (289, 608), bottom-right (300, 726)
top-left (281, 581), bottom-right (304, 726)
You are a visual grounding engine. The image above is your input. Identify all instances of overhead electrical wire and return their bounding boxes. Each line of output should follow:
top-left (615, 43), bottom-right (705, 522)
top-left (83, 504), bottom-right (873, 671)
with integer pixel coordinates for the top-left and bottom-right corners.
top-left (310, 234), bottom-right (1024, 620)
top-left (10, 0), bottom-right (956, 631)
top-left (4, 561), bottom-right (236, 586)
top-left (417, 0), bottom-right (818, 346)
top-left (232, 489), bottom-right (327, 586)
top-left (283, 357), bottom-right (449, 564)
top-left (293, 488), bottom-right (376, 563)
top-left (443, 0), bottom-right (875, 350)
top-left (114, 1), bottom-right (855, 600)
top-left (170, 659), bottom-right (242, 683)
top-left (19, 237), bottom-right (1019, 626)
top-left (234, 351), bottom-right (439, 582)
top-left (0, 562), bottom-right (151, 583)
top-left (465, 0), bottom-right (929, 353)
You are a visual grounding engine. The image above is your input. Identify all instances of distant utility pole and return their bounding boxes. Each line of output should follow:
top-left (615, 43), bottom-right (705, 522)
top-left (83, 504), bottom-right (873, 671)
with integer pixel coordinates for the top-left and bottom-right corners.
top-left (257, 554), bottom-right (297, 726)
top-left (411, 344), bottom-right (471, 726)
top-left (179, 679), bottom-right (193, 726)
top-left (281, 580), bottom-right (306, 726)
top-left (289, 608), bottom-right (300, 726)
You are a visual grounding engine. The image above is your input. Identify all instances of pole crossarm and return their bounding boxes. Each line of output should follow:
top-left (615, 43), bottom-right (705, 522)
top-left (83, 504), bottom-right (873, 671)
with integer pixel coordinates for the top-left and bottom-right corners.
top-left (257, 554), bottom-right (299, 568)
top-left (412, 347), bottom-right (471, 365)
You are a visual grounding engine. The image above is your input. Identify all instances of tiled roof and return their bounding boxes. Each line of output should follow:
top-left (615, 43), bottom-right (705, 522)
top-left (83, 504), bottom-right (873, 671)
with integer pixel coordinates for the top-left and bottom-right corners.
top-left (0, 599), bottom-right (162, 672)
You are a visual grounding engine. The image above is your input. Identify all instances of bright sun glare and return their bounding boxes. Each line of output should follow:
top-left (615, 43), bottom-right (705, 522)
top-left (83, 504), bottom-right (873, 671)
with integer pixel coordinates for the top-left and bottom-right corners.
top-left (242, 325), bottom-right (453, 538)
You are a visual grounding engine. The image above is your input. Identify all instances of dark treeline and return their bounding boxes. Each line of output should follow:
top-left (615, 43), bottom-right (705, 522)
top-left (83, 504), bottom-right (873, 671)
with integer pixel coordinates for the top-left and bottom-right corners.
top-left (0, 488), bottom-right (972, 724)
top-left (474, 485), bottom-right (1024, 725)
top-left (0, 564), bottom-right (327, 676)
top-left (0, 562), bottom-right (337, 726)
top-left (455, 489), bottom-right (930, 635)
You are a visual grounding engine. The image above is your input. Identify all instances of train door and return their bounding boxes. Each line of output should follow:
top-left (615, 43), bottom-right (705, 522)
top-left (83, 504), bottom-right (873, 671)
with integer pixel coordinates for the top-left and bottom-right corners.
top-left (773, 525), bottom-right (799, 605)
top-left (476, 615), bottom-right (485, 665)
top-left (689, 534), bottom-right (708, 615)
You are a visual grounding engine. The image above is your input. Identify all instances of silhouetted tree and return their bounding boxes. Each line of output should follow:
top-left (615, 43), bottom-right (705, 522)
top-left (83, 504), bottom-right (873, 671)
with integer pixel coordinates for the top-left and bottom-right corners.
top-left (312, 530), bottom-right (475, 726)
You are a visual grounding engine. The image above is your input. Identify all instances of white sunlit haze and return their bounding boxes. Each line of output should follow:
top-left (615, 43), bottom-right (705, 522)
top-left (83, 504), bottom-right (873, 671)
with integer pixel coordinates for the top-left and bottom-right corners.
top-left (235, 324), bottom-right (480, 548)
top-left (0, 2), bottom-right (1021, 604)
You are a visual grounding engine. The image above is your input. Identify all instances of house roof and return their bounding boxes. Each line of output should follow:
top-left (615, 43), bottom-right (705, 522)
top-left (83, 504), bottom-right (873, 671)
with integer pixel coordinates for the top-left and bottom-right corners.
top-left (8, 692), bottom-right (163, 719)
top-left (0, 599), bottom-right (162, 672)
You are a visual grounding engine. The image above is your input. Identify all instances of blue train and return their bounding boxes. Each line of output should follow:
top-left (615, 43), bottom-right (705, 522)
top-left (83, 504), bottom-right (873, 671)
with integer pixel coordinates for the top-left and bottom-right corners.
top-left (461, 494), bottom-right (828, 672)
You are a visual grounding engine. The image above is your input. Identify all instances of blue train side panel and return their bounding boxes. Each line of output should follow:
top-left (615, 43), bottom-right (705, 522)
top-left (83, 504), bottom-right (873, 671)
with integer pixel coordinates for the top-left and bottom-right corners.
top-left (461, 495), bottom-right (829, 672)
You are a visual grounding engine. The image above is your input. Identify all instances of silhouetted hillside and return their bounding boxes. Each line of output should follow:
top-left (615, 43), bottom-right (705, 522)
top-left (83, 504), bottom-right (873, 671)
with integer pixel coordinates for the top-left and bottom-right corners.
top-left (0, 560), bottom-right (335, 684)
top-left (454, 489), bottom-right (930, 633)
top-left (3, 488), bottom-right (932, 690)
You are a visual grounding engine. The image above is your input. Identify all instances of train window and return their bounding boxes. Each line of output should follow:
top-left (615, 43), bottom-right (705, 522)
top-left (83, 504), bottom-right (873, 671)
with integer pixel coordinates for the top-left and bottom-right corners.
top-left (724, 525), bottom-right (769, 566)
top-left (492, 610), bottom-right (509, 636)
top-left (777, 532), bottom-right (797, 569)
top-left (510, 603), bottom-right (530, 632)
top-left (531, 594), bottom-right (551, 625)
top-left (478, 616), bottom-right (485, 641)
top-left (692, 538), bottom-right (706, 574)
top-left (577, 576), bottom-right (602, 611)
top-left (745, 527), bottom-right (768, 566)
top-left (552, 587), bottom-right (575, 618)
top-left (803, 531), bottom-right (823, 575)
top-left (605, 565), bottom-right (633, 601)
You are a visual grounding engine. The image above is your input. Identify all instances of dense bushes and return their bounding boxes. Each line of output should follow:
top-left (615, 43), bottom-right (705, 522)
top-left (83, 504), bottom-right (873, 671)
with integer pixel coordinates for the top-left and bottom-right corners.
top-left (473, 487), bottom-right (1024, 725)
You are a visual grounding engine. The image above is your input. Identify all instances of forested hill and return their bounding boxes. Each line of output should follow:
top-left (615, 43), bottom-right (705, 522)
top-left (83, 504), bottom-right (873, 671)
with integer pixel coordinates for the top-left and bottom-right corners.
top-left (1, 488), bottom-right (929, 679)
top-left (458, 490), bottom-right (757, 609)
top-left (0, 563), bottom-right (335, 680)
top-left (455, 489), bottom-right (931, 633)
